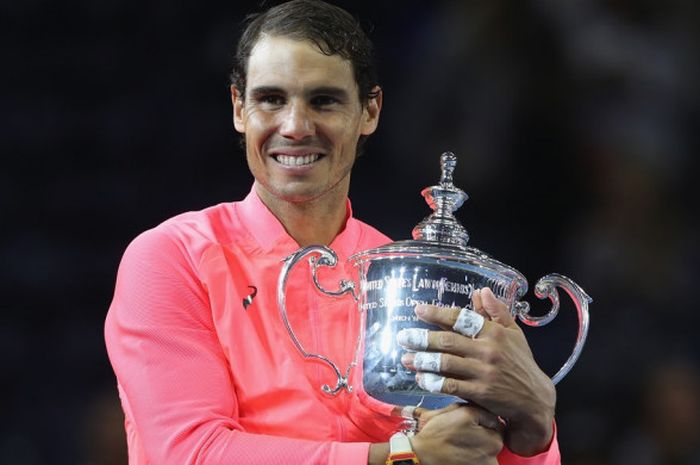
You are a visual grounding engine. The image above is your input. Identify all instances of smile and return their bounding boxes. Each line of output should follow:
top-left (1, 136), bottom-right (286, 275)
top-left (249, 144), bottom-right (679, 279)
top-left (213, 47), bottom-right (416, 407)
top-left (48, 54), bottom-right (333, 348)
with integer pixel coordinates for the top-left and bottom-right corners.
top-left (274, 154), bottom-right (321, 166)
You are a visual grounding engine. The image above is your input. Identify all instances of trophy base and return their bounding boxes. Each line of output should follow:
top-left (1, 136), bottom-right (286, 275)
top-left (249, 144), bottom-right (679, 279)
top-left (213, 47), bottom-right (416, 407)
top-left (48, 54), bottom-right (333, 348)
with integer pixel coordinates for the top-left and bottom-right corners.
top-left (369, 391), bottom-right (463, 410)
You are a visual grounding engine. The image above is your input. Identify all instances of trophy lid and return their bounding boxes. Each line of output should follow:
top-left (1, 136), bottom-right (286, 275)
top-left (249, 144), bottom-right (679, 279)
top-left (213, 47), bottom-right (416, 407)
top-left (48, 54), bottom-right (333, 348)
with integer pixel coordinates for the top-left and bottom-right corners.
top-left (350, 152), bottom-right (528, 296)
top-left (412, 152), bottom-right (470, 247)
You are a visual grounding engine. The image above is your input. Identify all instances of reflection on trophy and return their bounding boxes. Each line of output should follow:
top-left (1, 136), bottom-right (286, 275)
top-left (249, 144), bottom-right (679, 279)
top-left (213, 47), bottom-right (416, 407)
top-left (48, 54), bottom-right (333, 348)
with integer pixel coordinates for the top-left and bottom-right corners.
top-left (278, 152), bottom-right (591, 427)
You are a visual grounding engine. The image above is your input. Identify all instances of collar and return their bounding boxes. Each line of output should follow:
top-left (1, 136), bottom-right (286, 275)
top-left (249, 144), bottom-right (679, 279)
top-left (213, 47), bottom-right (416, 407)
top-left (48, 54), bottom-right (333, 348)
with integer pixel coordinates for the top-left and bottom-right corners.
top-left (236, 183), bottom-right (362, 258)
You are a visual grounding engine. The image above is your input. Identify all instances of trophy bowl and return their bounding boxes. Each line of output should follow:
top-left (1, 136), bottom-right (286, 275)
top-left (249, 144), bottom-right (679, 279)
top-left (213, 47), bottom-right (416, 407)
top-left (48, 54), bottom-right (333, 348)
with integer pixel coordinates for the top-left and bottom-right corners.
top-left (278, 152), bottom-right (591, 413)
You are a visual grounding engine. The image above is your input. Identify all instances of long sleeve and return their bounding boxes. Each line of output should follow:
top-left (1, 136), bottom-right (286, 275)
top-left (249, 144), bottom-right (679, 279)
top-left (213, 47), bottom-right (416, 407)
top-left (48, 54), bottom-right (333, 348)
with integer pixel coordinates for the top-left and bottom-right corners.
top-left (497, 424), bottom-right (561, 465)
top-left (104, 227), bottom-right (371, 465)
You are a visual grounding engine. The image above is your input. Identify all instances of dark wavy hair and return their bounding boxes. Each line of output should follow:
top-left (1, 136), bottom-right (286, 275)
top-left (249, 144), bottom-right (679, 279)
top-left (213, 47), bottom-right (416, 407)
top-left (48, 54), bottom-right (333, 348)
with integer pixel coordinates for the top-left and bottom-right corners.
top-left (230, 0), bottom-right (379, 106)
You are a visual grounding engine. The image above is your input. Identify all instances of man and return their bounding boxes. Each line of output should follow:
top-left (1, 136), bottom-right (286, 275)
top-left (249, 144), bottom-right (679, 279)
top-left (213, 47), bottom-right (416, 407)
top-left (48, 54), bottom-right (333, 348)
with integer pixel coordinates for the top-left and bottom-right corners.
top-left (105, 1), bottom-right (560, 464)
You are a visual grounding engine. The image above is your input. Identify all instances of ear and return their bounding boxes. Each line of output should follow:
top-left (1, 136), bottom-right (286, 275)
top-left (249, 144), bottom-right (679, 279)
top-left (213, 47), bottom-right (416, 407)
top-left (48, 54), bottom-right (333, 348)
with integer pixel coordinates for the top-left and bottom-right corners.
top-left (231, 85), bottom-right (246, 134)
top-left (360, 86), bottom-right (383, 136)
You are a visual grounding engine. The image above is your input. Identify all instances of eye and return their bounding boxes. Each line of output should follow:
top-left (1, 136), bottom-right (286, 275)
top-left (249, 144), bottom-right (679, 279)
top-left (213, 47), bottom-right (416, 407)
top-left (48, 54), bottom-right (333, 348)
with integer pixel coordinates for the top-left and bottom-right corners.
top-left (311, 95), bottom-right (340, 108)
top-left (256, 94), bottom-right (286, 108)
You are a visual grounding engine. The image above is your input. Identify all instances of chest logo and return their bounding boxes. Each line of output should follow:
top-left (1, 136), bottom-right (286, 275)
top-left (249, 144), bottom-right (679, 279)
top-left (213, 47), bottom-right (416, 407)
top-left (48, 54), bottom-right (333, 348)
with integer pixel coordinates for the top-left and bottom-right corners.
top-left (243, 285), bottom-right (258, 310)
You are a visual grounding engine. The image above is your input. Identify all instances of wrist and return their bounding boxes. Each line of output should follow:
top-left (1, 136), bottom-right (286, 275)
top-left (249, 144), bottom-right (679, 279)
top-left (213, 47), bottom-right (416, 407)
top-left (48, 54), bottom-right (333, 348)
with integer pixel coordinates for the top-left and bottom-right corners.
top-left (369, 443), bottom-right (390, 465)
top-left (506, 410), bottom-right (554, 456)
top-left (506, 377), bottom-right (556, 456)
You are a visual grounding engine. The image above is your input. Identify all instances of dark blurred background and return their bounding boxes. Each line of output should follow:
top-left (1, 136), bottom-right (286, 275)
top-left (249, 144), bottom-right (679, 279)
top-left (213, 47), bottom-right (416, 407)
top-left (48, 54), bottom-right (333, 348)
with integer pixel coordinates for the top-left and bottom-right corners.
top-left (2, 1), bottom-right (699, 464)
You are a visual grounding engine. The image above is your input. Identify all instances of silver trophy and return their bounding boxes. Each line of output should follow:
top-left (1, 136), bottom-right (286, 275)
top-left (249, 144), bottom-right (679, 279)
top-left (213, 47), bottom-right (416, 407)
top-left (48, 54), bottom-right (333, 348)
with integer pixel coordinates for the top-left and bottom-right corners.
top-left (278, 152), bottom-right (591, 417)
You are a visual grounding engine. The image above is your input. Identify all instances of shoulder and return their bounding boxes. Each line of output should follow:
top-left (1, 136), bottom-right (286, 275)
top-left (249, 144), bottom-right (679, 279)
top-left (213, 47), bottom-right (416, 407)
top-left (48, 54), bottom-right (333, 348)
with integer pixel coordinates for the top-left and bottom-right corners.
top-left (121, 201), bottom-right (245, 271)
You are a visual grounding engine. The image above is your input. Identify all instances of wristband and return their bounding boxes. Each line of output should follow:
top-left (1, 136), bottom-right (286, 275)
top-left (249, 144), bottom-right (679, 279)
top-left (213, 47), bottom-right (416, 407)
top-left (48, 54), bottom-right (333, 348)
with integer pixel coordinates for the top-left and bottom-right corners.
top-left (385, 432), bottom-right (420, 465)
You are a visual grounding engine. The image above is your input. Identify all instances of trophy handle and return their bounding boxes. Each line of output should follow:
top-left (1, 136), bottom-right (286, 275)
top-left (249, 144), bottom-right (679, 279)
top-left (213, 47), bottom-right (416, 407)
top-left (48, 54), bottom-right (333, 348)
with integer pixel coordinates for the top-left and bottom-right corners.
top-left (277, 245), bottom-right (359, 395)
top-left (513, 273), bottom-right (591, 385)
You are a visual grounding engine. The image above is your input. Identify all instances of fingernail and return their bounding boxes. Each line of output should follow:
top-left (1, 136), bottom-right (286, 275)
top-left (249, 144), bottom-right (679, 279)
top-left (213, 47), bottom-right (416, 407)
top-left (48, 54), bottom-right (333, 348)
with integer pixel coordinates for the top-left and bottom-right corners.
top-left (416, 372), bottom-right (445, 393)
top-left (414, 305), bottom-right (427, 317)
top-left (396, 328), bottom-right (429, 350)
top-left (401, 353), bottom-right (414, 368)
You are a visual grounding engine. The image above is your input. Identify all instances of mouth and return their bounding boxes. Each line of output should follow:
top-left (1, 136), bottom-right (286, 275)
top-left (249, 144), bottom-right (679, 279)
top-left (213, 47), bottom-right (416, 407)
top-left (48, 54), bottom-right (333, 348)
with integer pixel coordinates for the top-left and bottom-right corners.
top-left (271, 153), bottom-right (324, 167)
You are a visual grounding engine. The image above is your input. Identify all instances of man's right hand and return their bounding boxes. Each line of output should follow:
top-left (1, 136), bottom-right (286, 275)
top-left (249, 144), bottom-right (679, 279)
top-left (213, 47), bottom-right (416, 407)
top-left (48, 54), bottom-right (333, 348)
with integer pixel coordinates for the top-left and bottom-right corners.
top-left (411, 404), bottom-right (504, 465)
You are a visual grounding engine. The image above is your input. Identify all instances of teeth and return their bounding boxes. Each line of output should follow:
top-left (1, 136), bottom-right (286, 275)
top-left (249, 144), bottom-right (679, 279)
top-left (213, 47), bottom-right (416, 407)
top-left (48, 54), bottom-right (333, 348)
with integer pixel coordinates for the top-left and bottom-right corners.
top-left (276, 154), bottom-right (320, 166)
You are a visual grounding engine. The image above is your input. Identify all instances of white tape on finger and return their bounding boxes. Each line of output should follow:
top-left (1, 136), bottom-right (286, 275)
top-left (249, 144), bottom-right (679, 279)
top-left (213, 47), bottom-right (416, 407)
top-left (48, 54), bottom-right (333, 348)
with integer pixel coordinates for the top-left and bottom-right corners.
top-left (453, 307), bottom-right (484, 338)
top-left (413, 352), bottom-right (441, 372)
top-left (416, 372), bottom-right (445, 393)
top-left (396, 328), bottom-right (430, 350)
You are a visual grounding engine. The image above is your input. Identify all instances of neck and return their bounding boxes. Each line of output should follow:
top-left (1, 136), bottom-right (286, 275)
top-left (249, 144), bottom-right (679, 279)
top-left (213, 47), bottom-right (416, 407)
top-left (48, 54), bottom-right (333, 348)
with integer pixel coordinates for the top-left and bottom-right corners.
top-left (255, 183), bottom-right (350, 247)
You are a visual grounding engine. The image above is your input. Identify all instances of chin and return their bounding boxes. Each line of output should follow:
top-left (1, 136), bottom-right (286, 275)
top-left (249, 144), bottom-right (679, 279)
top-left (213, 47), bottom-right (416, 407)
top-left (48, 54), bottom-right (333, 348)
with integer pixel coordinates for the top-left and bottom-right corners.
top-left (267, 185), bottom-right (323, 203)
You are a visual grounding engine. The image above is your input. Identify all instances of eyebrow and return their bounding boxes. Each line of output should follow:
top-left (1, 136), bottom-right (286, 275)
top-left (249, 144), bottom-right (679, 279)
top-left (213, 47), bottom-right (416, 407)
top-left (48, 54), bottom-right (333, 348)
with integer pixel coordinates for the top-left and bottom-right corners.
top-left (308, 86), bottom-right (350, 101)
top-left (249, 86), bottom-right (285, 99)
top-left (248, 85), bottom-right (350, 101)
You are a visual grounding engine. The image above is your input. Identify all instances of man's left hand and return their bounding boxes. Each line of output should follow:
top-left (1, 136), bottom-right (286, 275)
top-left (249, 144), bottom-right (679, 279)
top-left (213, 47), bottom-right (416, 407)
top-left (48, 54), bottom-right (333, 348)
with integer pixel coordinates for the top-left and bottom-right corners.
top-left (399, 287), bottom-right (556, 456)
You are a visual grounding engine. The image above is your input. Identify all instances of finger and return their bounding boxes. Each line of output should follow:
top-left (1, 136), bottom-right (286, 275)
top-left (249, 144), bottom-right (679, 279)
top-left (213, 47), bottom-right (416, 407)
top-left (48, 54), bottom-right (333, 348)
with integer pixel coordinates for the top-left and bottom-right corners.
top-left (415, 374), bottom-right (484, 407)
top-left (411, 351), bottom-right (442, 372)
top-left (453, 307), bottom-right (485, 338)
top-left (398, 328), bottom-right (485, 358)
top-left (416, 402), bottom-right (463, 429)
top-left (480, 412), bottom-right (505, 433)
top-left (479, 287), bottom-right (515, 328)
top-left (468, 405), bottom-right (506, 433)
top-left (396, 327), bottom-right (429, 350)
top-left (413, 304), bottom-right (456, 330)
top-left (414, 304), bottom-right (485, 337)
top-left (431, 403), bottom-right (504, 435)
top-left (415, 372), bottom-right (446, 393)
top-left (471, 288), bottom-right (489, 318)
top-left (402, 351), bottom-right (486, 379)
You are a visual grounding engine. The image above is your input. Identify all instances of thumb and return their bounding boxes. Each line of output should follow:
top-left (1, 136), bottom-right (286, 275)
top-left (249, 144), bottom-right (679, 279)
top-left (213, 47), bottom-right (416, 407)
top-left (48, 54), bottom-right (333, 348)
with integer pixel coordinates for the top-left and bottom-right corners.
top-left (480, 287), bottom-right (515, 328)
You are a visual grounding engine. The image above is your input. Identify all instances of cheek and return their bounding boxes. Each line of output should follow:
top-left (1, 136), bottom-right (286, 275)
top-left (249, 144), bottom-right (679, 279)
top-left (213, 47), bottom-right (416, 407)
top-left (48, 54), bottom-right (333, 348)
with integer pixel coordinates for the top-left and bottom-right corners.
top-left (245, 114), bottom-right (278, 147)
top-left (327, 115), bottom-right (363, 144)
top-left (245, 150), bottom-right (262, 174)
top-left (339, 125), bottom-right (364, 151)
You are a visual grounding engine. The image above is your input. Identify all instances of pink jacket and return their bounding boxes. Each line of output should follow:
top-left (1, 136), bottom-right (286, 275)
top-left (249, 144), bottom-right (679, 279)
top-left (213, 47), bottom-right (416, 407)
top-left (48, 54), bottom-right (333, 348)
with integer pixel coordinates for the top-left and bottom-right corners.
top-left (105, 186), bottom-right (561, 465)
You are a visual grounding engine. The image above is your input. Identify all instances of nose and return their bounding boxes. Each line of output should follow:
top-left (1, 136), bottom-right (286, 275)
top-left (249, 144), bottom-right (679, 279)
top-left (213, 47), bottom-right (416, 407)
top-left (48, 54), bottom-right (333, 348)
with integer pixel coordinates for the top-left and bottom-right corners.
top-left (279, 101), bottom-right (314, 140)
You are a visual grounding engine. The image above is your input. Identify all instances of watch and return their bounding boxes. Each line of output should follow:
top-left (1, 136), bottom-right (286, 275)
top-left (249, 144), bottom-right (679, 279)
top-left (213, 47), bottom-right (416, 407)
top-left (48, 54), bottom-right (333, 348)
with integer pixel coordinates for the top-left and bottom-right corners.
top-left (385, 432), bottom-right (420, 465)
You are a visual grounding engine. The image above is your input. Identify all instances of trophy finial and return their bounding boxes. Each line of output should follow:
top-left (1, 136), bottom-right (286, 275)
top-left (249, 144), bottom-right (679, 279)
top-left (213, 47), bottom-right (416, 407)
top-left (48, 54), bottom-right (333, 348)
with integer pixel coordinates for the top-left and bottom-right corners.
top-left (412, 152), bottom-right (470, 247)
top-left (440, 152), bottom-right (457, 186)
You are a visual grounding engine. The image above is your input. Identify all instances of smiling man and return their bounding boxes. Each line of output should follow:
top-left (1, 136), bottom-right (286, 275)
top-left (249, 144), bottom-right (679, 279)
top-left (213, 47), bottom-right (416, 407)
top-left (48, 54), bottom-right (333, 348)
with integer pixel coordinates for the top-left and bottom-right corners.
top-left (232, 34), bottom-right (379, 246)
top-left (105, 1), bottom-right (561, 464)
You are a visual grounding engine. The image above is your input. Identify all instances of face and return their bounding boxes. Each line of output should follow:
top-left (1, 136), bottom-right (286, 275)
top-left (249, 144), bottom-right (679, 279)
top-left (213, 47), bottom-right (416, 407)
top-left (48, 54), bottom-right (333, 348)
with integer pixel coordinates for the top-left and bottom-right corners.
top-left (232, 35), bottom-right (381, 204)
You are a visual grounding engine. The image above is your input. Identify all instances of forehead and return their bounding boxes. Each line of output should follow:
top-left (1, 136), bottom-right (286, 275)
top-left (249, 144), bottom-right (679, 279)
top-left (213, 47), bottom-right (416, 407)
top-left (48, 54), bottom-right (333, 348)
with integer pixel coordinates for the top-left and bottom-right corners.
top-left (246, 35), bottom-right (358, 94)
